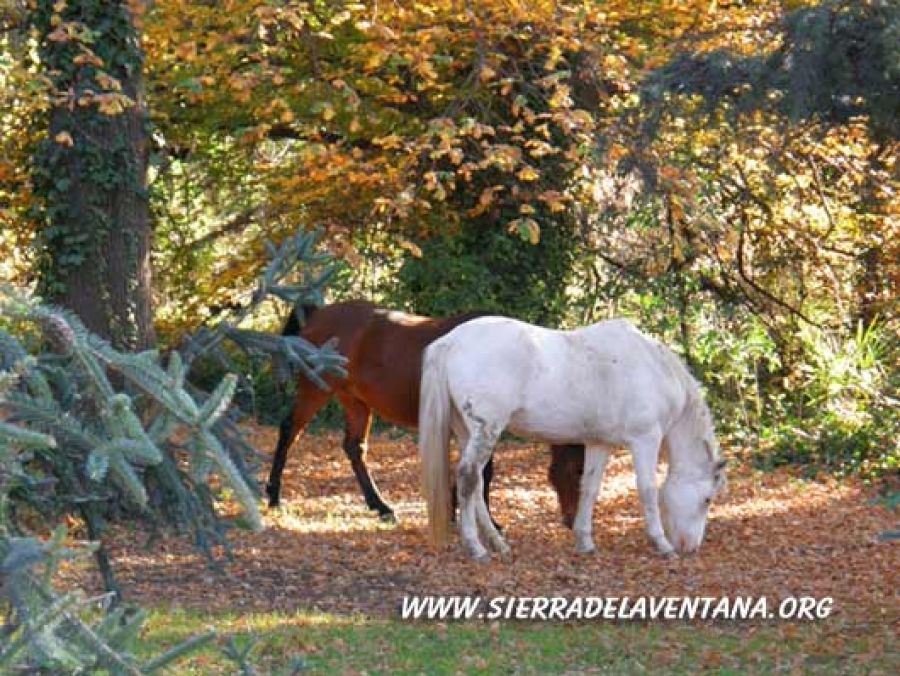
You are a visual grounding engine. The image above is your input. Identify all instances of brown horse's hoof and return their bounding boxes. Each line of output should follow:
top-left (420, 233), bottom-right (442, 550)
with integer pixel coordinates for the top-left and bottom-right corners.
top-left (265, 483), bottom-right (281, 508)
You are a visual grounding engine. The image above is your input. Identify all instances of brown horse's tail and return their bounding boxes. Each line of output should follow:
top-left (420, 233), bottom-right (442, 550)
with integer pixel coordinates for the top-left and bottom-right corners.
top-left (282, 304), bottom-right (320, 336)
top-left (419, 339), bottom-right (452, 546)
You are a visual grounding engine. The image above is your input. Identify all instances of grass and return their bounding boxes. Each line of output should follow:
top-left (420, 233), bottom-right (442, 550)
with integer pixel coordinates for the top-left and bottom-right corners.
top-left (139, 606), bottom-right (896, 674)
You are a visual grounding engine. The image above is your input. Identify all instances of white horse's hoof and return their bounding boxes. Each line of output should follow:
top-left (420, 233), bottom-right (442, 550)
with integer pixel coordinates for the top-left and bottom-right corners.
top-left (487, 535), bottom-right (509, 553)
top-left (655, 541), bottom-right (677, 558)
top-left (470, 550), bottom-right (491, 563)
top-left (574, 531), bottom-right (595, 554)
top-left (464, 540), bottom-right (490, 562)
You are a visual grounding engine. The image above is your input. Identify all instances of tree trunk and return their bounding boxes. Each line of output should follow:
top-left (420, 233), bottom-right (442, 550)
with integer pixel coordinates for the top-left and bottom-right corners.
top-left (33, 0), bottom-right (154, 350)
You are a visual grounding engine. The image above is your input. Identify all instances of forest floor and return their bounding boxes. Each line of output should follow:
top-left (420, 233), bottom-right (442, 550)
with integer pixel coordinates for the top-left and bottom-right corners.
top-left (70, 425), bottom-right (898, 673)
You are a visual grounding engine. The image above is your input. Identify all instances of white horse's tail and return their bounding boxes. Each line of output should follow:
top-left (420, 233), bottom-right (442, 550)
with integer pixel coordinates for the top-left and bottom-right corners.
top-left (419, 341), bottom-right (452, 546)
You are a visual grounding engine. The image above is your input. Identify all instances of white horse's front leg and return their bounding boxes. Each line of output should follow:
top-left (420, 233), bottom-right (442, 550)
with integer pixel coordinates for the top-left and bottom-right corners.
top-left (573, 444), bottom-right (612, 554)
top-left (630, 434), bottom-right (675, 556)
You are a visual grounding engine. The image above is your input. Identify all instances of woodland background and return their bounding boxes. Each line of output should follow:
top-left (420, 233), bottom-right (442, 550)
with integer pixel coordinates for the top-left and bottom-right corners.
top-left (2, 0), bottom-right (896, 477)
top-left (0, 0), bottom-right (897, 672)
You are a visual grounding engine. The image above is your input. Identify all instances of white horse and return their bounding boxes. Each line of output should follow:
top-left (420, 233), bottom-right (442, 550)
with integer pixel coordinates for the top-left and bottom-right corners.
top-left (419, 316), bottom-right (726, 561)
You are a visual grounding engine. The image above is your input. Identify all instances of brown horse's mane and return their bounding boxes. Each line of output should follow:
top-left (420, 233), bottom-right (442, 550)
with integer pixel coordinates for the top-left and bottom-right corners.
top-left (282, 304), bottom-right (321, 336)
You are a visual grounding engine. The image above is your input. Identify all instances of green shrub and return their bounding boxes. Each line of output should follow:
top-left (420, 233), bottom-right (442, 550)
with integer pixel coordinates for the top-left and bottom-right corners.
top-left (757, 321), bottom-right (898, 479)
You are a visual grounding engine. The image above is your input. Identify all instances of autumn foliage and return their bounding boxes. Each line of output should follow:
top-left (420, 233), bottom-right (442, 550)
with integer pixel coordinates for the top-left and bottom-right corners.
top-left (0, 2), bottom-right (897, 670)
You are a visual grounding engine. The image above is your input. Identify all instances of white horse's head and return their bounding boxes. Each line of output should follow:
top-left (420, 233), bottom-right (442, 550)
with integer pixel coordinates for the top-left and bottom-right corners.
top-left (659, 439), bottom-right (727, 554)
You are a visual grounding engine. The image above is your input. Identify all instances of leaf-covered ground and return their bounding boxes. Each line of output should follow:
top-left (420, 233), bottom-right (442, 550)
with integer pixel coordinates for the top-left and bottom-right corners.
top-left (81, 425), bottom-right (895, 629)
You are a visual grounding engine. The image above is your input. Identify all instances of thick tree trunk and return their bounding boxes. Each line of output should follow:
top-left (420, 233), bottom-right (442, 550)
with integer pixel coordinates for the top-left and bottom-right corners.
top-left (49, 101), bottom-right (155, 350)
top-left (34, 1), bottom-right (154, 350)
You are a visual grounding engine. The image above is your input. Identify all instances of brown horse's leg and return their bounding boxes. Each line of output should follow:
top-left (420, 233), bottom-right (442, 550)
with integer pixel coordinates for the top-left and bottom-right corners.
top-left (548, 444), bottom-right (586, 529)
top-left (481, 454), bottom-right (503, 532)
top-left (266, 383), bottom-right (330, 507)
top-left (337, 394), bottom-right (395, 521)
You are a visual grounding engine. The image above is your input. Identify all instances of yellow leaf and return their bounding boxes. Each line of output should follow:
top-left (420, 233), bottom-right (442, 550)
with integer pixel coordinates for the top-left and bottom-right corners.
top-left (480, 65), bottom-right (497, 83)
top-left (54, 131), bottom-right (74, 147)
top-left (96, 72), bottom-right (121, 91)
top-left (364, 51), bottom-right (387, 71)
top-left (415, 59), bottom-right (438, 81)
top-left (321, 103), bottom-right (335, 121)
top-left (73, 52), bottom-right (104, 68)
top-left (467, 186), bottom-right (503, 217)
top-left (517, 166), bottom-right (540, 181)
top-left (538, 190), bottom-right (567, 213)
top-left (399, 240), bottom-right (423, 258)
top-left (48, 26), bottom-right (69, 42)
top-left (672, 236), bottom-right (684, 263)
top-left (669, 196), bottom-right (685, 224)
top-left (372, 24), bottom-right (397, 40)
top-left (571, 109), bottom-right (594, 129)
top-left (373, 134), bottom-right (402, 149)
top-left (507, 217), bottom-right (541, 244)
top-left (607, 143), bottom-right (628, 163)
top-left (174, 41), bottom-right (197, 62)
top-left (96, 94), bottom-right (130, 115)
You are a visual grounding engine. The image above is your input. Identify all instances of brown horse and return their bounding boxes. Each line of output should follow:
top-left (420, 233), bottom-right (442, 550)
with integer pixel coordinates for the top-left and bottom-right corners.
top-left (266, 300), bottom-right (585, 525)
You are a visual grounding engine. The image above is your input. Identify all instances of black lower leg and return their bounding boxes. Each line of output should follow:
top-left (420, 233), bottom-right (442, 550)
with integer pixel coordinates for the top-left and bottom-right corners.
top-left (481, 455), bottom-right (502, 532)
top-left (344, 440), bottom-right (393, 518)
top-left (266, 415), bottom-right (294, 507)
top-left (83, 504), bottom-right (122, 606)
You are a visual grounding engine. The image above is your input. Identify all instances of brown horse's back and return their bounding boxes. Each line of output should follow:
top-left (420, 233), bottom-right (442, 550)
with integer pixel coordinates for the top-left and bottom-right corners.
top-left (297, 301), bottom-right (480, 427)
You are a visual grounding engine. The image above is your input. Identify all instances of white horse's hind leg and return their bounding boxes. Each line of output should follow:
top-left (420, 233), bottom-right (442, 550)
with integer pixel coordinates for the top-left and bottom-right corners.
top-left (630, 433), bottom-right (675, 556)
top-left (457, 402), bottom-right (507, 561)
top-left (573, 444), bottom-right (612, 554)
top-left (457, 449), bottom-right (487, 560)
top-left (476, 489), bottom-right (510, 560)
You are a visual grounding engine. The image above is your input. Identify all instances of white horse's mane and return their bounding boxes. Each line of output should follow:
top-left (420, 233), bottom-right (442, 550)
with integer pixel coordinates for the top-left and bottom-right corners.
top-left (652, 338), bottom-right (720, 463)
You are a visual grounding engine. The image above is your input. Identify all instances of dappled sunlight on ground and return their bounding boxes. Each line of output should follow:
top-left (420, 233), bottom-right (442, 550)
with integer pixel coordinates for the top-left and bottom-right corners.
top-left (64, 425), bottom-right (897, 628)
